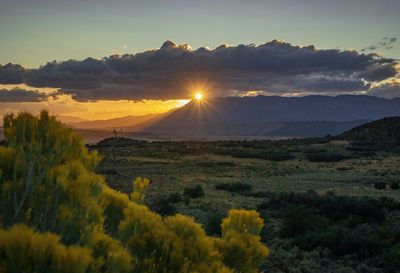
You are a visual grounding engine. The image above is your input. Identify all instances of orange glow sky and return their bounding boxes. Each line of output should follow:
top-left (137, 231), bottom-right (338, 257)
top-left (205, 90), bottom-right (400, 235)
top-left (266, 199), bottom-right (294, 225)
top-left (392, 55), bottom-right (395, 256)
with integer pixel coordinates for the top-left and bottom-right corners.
top-left (0, 84), bottom-right (190, 120)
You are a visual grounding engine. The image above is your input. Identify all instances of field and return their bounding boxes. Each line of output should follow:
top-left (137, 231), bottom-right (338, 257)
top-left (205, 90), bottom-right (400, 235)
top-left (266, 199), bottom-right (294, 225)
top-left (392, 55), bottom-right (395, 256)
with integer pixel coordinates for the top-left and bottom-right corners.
top-left (92, 137), bottom-right (400, 272)
top-left (95, 138), bottom-right (400, 206)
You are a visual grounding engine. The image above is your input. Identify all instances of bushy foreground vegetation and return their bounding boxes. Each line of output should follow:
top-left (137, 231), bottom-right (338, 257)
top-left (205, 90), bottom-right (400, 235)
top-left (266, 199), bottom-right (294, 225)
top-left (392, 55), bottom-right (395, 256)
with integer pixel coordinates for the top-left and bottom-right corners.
top-left (93, 127), bottom-right (400, 272)
top-left (0, 111), bottom-right (268, 273)
top-left (257, 191), bottom-right (400, 273)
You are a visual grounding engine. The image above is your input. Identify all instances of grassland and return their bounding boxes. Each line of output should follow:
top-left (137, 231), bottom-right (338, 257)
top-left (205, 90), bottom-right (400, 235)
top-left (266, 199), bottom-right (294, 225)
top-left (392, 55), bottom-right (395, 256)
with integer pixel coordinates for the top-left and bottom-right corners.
top-left (92, 137), bottom-right (400, 272)
top-left (94, 138), bottom-right (400, 220)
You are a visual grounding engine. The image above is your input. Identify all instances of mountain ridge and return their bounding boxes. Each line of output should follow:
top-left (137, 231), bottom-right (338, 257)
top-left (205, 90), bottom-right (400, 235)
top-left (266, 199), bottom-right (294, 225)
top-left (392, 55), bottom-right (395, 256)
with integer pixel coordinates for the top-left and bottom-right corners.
top-left (144, 95), bottom-right (400, 138)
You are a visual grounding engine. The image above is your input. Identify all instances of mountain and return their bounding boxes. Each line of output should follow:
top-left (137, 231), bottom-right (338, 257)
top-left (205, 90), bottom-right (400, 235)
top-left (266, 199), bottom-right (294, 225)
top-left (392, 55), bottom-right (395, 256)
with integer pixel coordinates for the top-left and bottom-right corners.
top-left (144, 95), bottom-right (400, 138)
top-left (56, 115), bottom-right (88, 124)
top-left (339, 116), bottom-right (400, 147)
top-left (67, 113), bottom-right (160, 130)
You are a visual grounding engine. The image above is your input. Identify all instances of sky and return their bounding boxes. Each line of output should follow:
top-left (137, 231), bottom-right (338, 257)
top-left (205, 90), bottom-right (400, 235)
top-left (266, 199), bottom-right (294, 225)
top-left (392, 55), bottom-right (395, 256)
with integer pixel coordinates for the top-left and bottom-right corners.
top-left (0, 0), bottom-right (399, 120)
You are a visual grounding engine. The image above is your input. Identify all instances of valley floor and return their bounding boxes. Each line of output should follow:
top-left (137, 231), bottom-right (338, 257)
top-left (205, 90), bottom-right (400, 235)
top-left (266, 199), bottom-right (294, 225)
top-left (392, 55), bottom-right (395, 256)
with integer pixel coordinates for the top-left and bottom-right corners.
top-left (94, 138), bottom-right (400, 273)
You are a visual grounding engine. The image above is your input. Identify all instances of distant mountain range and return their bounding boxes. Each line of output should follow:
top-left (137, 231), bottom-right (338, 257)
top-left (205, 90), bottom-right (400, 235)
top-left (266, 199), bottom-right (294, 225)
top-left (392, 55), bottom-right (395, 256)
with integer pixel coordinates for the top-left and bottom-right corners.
top-left (3, 95), bottom-right (398, 142)
top-left (66, 113), bottom-right (161, 130)
top-left (143, 95), bottom-right (400, 138)
top-left (30, 95), bottom-right (400, 141)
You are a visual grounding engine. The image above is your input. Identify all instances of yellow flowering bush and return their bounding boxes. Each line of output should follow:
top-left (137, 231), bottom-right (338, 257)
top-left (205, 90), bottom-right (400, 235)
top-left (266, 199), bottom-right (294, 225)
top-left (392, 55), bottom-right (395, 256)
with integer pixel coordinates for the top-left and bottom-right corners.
top-left (0, 111), bottom-right (269, 273)
top-left (218, 210), bottom-right (269, 273)
top-left (0, 225), bottom-right (92, 273)
top-left (130, 177), bottom-right (150, 204)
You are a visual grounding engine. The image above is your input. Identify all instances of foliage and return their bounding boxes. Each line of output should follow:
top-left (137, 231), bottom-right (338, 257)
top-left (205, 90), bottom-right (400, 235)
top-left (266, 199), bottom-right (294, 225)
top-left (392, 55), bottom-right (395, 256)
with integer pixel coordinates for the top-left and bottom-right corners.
top-left (216, 148), bottom-right (294, 161)
top-left (0, 225), bottom-right (92, 273)
top-left (92, 128), bottom-right (400, 273)
top-left (215, 182), bottom-right (252, 193)
top-left (0, 111), bottom-right (103, 245)
top-left (258, 191), bottom-right (400, 272)
top-left (217, 210), bottom-right (269, 273)
top-left (183, 184), bottom-right (205, 198)
top-left (339, 116), bottom-right (400, 149)
top-left (0, 111), bottom-right (268, 273)
top-left (205, 212), bottom-right (224, 236)
top-left (305, 152), bottom-right (348, 162)
top-left (100, 187), bottom-right (130, 237)
top-left (88, 231), bottom-right (132, 273)
top-left (95, 137), bottom-right (146, 148)
top-left (374, 182), bottom-right (387, 190)
top-left (150, 193), bottom-right (182, 216)
top-left (390, 182), bottom-right (399, 190)
top-left (130, 177), bottom-right (150, 204)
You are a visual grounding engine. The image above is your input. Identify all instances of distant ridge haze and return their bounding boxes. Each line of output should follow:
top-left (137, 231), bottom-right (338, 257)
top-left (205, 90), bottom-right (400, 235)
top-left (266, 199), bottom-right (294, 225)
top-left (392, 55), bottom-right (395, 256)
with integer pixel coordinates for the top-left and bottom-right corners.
top-left (4, 95), bottom-right (398, 140)
top-left (143, 95), bottom-right (400, 138)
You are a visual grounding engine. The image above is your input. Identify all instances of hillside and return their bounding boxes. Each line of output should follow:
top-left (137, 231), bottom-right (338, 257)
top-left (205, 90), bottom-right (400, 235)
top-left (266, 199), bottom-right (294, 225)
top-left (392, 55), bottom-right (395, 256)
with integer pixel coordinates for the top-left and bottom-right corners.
top-left (340, 116), bottom-right (400, 146)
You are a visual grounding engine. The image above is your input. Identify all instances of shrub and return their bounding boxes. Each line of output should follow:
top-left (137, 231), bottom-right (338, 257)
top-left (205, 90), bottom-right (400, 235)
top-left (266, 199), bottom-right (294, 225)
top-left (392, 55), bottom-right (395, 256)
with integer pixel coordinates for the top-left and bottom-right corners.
top-left (206, 212), bottom-right (224, 236)
top-left (215, 182), bottom-right (252, 193)
top-left (184, 184), bottom-right (205, 198)
top-left (130, 177), bottom-right (150, 204)
top-left (0, 111), bottom-right (269, 273)
top-left (88, 231), bottom-right (132, 273)
top-left (100, 187), bottom-right (130, 237)
top-left (305, 152), bottom-right (348, 162)
top-left (0, 225), bottom-right (92, 273)
top-left (196, 161), bottom-right (216, 167)
top-left (381, 243), bottom-right (400, 272)
top-left (374, 182), bottom-right (387, 190)
top-left (217, 210), bottom-right (269, 273)
top-left (0, 111), bottom-right (104, 245)
top-left (390, 182), bottom-right (400, 190)
top-left (216, 148), bottom-right (294, 161)
top-left (166, 192), bottom-right (183, 203)
top-left (258, 150), bottom-right (294, 161)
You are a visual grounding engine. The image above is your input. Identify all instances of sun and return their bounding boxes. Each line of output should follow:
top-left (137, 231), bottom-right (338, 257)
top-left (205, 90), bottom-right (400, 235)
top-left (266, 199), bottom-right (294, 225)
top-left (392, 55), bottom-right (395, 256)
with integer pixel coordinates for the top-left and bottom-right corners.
top-left (194, 93), bottom-right (203, 101)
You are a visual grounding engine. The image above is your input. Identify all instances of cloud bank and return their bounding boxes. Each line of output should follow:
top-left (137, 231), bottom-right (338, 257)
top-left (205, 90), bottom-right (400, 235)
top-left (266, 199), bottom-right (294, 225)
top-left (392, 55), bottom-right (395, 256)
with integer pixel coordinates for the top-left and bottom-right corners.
top-left (0, 40), bottom-right (399, 101)
top-left (0, 88), bottom-right (53, 102)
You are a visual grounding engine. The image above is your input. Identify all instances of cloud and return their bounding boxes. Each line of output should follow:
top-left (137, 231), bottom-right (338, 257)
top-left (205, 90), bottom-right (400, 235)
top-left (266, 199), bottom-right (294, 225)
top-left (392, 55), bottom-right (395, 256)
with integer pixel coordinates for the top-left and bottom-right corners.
top-left (0, 40), bottom-right (399, 100)
top-left (362, 62), bottom-right (399, 81)
top-left (0, 88), bottom-right (54, 102)
top-left (367, 80), bottom-right (400, 99)
top-left (0, 64), bottom-right (25, 84)
top-left (361, 36), bottom-right (399, 52)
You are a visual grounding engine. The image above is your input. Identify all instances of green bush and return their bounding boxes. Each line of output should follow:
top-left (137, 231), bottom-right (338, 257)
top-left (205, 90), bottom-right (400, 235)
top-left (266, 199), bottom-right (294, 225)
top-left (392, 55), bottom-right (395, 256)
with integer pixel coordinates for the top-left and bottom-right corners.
top-left (184, 184), bottom-right (205, 198)
top-left (305, 152), bottom-right (348, 162)
top-left (374, 182), bottom-right (387, 190)
top-left (215, 182), bottom-right (252, 193)
top-left (257, 191), bottom-right (400, 272)
top-left (216, 148), bottom-right (294, 161)
top-left (150, 193), bottom-right (183, 216)
top-left (390, 182), bottom-right (400, 190)
top-left (206, 212), bottom-right (224, 236)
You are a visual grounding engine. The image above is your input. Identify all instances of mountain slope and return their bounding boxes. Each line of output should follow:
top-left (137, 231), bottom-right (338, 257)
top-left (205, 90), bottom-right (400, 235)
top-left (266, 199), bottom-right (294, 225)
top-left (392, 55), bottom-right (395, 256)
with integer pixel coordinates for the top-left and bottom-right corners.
top-left (68, 113), bottom-right (160, 129)
top-left (144, 95), bottom-right (400, 138)
top-left (340, 116), bottom-right (400, 146)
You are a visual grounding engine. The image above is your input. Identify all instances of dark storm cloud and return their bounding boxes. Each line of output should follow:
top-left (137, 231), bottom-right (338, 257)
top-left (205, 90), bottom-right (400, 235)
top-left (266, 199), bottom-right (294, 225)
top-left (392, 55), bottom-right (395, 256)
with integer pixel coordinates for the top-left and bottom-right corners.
top-left (0, 40), bottom-right (398, 100)
top-left (0, 88), bottom-right (53, 102)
